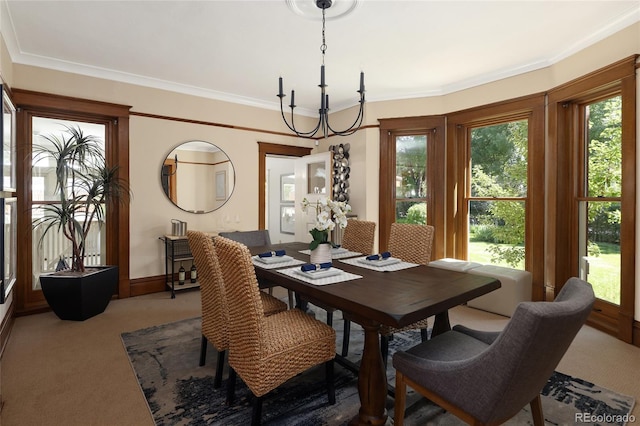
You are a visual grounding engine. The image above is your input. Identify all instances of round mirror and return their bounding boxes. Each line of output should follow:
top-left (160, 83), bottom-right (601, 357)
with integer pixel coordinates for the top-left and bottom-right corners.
top-left (160, 140), bottom-right (235, 213)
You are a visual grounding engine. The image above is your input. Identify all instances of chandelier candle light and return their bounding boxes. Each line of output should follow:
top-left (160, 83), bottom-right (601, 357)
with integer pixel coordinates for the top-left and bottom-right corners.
top-left (302, 197), bottom-right (351, 264)
top-left (277, 0), bottom-right (365, 139)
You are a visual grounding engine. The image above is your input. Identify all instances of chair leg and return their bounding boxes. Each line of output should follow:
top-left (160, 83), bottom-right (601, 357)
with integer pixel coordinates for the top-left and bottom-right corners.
top-left (214, 349), bottom-right (226, 389)
top-left (326, 360), bottom-right (336, 405)
top-left (226, 367), bottom-right (237, 405)
top-left (394, 371), bottom-right (407, 426)
top-left (341, 319), bottom-right (351, 357)
top-left (199, 335), bottom-right (207, 366)
top-left (380, 335), bottom-right (390, 370)
top-left (251, 395), bottom-right (263, 426)
top-left (287, 289), bottom-right (295, 309)
top-left (530, 394), bottom-right (544, 426)
top-left (326, 311), bottom-right (333, 327)
top-left (421, 328), bottom-right (429, 342)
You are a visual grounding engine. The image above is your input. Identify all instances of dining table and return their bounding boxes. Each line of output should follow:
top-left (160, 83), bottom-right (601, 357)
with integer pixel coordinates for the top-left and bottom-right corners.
top-left (249, 242), bottom-right (501, 426)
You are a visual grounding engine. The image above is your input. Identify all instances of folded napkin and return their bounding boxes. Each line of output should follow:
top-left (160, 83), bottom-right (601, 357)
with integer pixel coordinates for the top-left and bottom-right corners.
top-left (258, 250), bottom-right (286, 258)
top-left (301, 262), bottom-right (332, 272)
top-left (366, 252), bottom-right (391, 261)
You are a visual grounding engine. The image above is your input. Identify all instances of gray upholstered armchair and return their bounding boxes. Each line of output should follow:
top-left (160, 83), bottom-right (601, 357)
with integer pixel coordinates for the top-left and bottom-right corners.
top-left (392, 277), bottom-right (595, 426)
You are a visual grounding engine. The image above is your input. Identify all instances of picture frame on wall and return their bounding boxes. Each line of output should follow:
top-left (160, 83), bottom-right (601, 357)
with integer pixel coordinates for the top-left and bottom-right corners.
top-left (280, 173), bottom-right (295, 203)
top-left (215, 170), bottom-right (227, 201)
top-left (280, 205), bottom-right (295, 235)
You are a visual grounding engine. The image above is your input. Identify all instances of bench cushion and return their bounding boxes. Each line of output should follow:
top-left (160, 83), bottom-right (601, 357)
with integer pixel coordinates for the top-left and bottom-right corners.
top-left (467, 265), bottom-right (532, 317)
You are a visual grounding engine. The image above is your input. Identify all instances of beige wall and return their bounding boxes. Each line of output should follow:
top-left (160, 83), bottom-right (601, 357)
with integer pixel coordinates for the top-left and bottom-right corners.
top-left (0, 23), bottom-right (639, 318)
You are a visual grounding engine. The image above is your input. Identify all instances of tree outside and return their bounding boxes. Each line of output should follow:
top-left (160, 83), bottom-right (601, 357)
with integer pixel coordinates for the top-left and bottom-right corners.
top-left (395, 135), bottom-right (427, 224)
top-left (468, 120), bottom-right (527, 269)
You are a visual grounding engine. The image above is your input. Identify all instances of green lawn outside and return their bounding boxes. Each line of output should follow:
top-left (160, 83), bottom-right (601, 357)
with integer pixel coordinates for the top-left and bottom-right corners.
top-left (468, 241), bottom-right (620, 304)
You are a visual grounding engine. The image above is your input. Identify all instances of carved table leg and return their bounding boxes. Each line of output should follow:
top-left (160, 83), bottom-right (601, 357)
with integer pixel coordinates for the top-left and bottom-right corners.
top-left (349, 321), bottom-right (387, 425)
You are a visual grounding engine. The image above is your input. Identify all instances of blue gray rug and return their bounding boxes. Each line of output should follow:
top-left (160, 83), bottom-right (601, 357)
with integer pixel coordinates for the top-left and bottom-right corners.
top-left (121, 313), bottom-right (635, 425)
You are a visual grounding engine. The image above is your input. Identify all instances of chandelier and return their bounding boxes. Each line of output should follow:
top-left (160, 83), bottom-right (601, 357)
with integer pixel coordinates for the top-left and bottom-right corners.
top-left (277, 0), bottom-right (365, 139)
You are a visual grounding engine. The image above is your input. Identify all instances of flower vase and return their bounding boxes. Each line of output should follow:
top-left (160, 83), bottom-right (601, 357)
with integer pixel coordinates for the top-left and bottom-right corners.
top-left (310, 243), bottom-right (332, 264)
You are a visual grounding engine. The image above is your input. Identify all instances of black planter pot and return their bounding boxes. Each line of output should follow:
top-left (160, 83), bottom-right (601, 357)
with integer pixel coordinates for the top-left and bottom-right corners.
top-left (40, 266), bottom-right (118, 321)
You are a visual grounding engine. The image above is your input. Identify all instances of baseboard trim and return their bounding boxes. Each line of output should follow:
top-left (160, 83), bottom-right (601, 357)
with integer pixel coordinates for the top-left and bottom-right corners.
top-left (0, 296), bottom-right (15, 358)
top-left (130, 275), bottom-right (166, 297)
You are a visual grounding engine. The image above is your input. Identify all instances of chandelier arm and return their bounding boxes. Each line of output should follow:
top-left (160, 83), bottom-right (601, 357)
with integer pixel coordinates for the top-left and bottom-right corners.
top-left (279, 99), bottom-right (322, 138)
top-left (326, 102), bottom-right (365, 136)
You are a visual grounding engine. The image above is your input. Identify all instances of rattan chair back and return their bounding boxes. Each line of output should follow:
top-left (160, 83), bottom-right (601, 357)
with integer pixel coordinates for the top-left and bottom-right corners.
top-left (341, 219), bottom-right (376, 255)
top-left (186, 230), bottom-right (229, 351)
top-left (388, 223), bottom-right (435, 265)
top-left (215, 236), bottom-right (336, 399)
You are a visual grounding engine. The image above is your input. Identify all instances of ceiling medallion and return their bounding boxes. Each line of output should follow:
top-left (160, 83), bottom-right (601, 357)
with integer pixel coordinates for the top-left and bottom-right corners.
top-left (285, 0), bottom-right (360, 21)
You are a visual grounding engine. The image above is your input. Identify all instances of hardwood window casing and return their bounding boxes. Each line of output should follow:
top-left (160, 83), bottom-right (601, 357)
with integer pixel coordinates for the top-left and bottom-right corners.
top-left (547, 56), bottom-right (637, 343)
top-left (447, 94), bottom-right (545, 300)
top-left (378, 116), bottom-right (445, 258)
top-left (14, 89), bottom-right (131, 314)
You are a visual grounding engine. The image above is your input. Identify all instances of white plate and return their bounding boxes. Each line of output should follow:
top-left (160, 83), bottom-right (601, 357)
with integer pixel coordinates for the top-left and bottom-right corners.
top-left (357, 257), bottom-right (401, 267)
top-left (331, 247), bottom-right (348, 254)
top-left (295, 267), bottom-right (342, 280)
top-left (254, 255), bottom-right (293, 264)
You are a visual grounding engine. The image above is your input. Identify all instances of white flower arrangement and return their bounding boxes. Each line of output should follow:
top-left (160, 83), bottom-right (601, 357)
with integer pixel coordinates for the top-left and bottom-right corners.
top-left (301, 197), bottom-right (352, 250)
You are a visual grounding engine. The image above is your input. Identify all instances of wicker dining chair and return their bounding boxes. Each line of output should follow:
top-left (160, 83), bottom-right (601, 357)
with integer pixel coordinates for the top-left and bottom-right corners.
top-left (341, 219), bottom-right (376, 256)
top-left (333, 219), bottom-right (376, 356)
top-left (215, 236), bottom-right (336, 425)
top-left (380, 222), bottom-right (435, 368)
top-left (186, 231), bottom-right (287, 389)
top-left (218, 230), bottom-right (295, 308)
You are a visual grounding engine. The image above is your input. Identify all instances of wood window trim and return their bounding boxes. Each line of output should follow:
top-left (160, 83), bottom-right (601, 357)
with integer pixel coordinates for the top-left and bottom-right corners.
top-left (446, 93), bottom-right (546, 301)
top-left (378, 116), bottom-right (445, 258)
top-left (547, 55), bottom-right (637, 343)
top-left (13, 89), bottom-right (131, 314)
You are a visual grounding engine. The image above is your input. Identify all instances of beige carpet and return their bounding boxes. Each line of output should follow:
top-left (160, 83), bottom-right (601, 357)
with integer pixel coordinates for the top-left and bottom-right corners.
top-left (1, 288), bottom-right (639, 426)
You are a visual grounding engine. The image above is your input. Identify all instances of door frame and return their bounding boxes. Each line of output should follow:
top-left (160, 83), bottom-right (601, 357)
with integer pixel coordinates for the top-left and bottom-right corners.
top-left (258, 142), bottom-right (312, 229)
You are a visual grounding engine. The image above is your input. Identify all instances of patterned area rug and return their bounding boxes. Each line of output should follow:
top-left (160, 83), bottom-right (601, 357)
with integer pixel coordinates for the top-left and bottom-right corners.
top-left (121, 310), bottom-right (635, 425)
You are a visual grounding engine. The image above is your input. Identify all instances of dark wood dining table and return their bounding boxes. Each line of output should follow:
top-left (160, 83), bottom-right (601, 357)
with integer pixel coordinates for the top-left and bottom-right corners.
top-left (249, 242), bottom-right (500, 426)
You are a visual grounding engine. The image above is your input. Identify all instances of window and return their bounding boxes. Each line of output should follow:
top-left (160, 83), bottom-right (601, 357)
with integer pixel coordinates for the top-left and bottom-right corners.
top-left (31, 117), bottom-right (107, 287)
top-left (548, 56), bottom-right (635, 342)
top-left (14, 89), bottom-right (131, 313)
top-left (468, 120), bottom-right (528, 269)
top-left (578, 96), bottom-right (622, 305)
top-left (395, 134), bottom-right (427, 224)
top-left (448, 94), bottom-right (545, 297)
top-left (379, 116), bottom-right (445, 257)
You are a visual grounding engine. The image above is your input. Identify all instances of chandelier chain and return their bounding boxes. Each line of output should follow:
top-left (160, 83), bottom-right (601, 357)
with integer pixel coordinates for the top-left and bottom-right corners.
top-left (321, 7), bottom-right (327, 64)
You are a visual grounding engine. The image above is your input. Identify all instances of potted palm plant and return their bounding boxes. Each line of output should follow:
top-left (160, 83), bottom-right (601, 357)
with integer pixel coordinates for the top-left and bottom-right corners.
top-left (32, 125), bottom-right (130, 321)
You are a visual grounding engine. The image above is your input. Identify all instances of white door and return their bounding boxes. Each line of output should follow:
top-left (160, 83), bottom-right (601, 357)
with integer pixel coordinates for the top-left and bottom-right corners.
top-left (294, 151), bottom-right (333, 243)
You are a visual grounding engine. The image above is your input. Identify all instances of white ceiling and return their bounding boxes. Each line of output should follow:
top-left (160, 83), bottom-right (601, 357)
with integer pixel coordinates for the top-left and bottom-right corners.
top-left (2, 0), bottom-right (639, 116)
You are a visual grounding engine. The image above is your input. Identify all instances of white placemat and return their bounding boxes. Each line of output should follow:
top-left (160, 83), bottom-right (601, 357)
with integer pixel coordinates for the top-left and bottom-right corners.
top-left (339, 256), bottom-right (420, 272)
top-left (277, 266), bottom-right (362, 286)
top-left (252, 256), bottom-right (306, 269)
top-left (298, 248), bottom-right (363, 259)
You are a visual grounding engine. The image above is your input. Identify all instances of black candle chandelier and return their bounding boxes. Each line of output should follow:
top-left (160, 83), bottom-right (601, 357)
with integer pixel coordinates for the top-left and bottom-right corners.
top-left (277, 0), bottom-right (365, 139)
